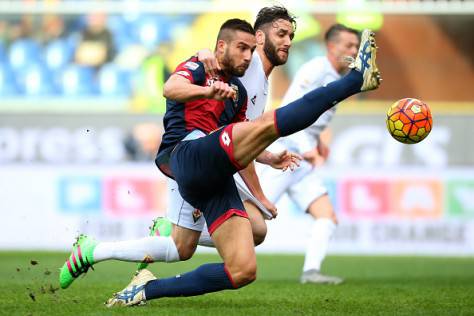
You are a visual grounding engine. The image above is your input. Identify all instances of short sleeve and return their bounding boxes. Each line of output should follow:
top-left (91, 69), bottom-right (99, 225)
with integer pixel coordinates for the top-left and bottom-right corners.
top-left (173, 57), bottom-right (206, 85)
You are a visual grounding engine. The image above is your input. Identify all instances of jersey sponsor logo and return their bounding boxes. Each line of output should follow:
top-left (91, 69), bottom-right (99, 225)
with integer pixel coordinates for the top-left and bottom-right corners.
top-left (206, 78), bottom-right (215, 87)
top-left (184, 61), bottom-right (199, 70)
top-left (176, 70), bottom-right (190, 77)
top-left (221, 131), bottom-right (231, 146)
top-left (192, 209), bottom-right (202, 222)
top-left (251, 95), bottom-right (257, 105)
top-left (206, 75), bottom-right (222, 87)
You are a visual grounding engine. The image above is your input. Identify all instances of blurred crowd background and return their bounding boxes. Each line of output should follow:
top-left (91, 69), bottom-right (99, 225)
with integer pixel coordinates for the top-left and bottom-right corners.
top-left (0, 0), bottom-right (473, 254)
top-left (1, 0), bottom-right (472, 107)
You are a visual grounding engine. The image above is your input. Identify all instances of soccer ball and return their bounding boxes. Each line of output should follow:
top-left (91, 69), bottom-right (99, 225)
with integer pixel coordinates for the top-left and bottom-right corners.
top-left (386, 98), bottom-right (433, 144)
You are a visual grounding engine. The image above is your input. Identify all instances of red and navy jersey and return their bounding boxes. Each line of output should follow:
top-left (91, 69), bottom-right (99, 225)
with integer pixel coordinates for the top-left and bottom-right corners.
top-left (156, 56), bottom-right (248, 177)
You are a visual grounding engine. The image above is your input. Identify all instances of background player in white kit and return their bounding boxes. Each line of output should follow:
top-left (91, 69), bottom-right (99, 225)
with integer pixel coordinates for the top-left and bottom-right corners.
top-left (259, 24), bottom-right (360, 284)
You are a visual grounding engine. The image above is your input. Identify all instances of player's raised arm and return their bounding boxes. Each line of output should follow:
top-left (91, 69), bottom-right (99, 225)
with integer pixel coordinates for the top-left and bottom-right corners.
top-left (164, 73), bottom-right (236, 102)
top-left (163, 74), bottom-right (210, 102)
top-left (238, 161), bottom-right (278, 217)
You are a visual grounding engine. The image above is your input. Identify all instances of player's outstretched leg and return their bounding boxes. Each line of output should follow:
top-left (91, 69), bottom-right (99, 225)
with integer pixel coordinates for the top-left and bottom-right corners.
top-left (106, 216), bottom-right (255, 307)
top-left (59, 233), bottom-right (181, 289)
top-left (231, 29), bottom-right (381, 168)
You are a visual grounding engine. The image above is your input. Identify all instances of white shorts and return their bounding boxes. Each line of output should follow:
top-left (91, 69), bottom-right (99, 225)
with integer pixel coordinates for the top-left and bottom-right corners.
top-left (257, 160), bottom-right (328, 212)
top-left (166, 174), bottom-right (272, 232)
top-left (166, 179), bottom-right (206, 232)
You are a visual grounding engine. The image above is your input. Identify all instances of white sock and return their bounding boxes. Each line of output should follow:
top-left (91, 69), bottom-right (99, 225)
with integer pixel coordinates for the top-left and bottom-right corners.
top-left (198, 227), bottom-right (215, 247)
top-left (302, 218), bottom-right (336, 272)
top-left (93, 236), bottom-right (180, 263)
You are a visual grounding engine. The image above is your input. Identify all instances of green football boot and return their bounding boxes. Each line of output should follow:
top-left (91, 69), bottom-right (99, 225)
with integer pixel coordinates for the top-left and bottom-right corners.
top-left (59, 234), bottom-right (97, 289)
top-left (136, 217), bottom-right (173, 270)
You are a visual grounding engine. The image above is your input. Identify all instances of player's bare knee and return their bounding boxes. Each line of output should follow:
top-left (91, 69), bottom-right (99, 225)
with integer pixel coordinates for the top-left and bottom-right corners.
top-left (177, 248), bottom-right (195, 261)
top-left (252, 226), bottom-right (267, 246)
top-left (225, 254), bottom-right (257, 287)
top-left (171, 225), bottom-right (200, 260)
top-left (230, 262), bottom-right (257, 287)
top-left (174, 240), bottom-right (197, 261)
top-left (250, 218), bottom-right (267, 246)
top-left (246, 202), bottom-right (267, 246)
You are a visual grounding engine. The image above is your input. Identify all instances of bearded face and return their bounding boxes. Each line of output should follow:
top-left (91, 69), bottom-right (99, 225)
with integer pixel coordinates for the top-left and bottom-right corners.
top-left (221, 46), bottom-right (250, 77)
top-left (261, 19), bottom-right (293, 66)
top-left (263, 36), bottom-right (288, 66)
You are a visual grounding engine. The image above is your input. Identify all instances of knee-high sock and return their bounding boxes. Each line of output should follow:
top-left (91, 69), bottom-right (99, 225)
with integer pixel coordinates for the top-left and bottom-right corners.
top-left (93, 236), bottom-right (180, 263)
top-left (275, 70), bottom-right (362, 137)
top-left (303, 218), bottom-right (336, 272)
top-left (144, 263), bottom-right (236, 299)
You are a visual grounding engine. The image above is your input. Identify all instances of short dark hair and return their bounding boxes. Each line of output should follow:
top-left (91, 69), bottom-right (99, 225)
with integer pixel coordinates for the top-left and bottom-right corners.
top-left (254, 6), bottom-right (297, 31)
top-left (217, 18), bottom-right (255, 42)
top-left (324, 24), bottom-right (359, 43)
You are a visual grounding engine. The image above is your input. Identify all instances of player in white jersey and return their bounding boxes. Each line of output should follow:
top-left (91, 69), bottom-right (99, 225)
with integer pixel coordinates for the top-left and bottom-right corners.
top-left (259, 24), bottom-right (360, 284)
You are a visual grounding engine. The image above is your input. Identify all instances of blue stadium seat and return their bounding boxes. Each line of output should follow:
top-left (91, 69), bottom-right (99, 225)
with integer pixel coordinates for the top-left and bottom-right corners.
top-left (108, 15), bottom-right (130, 38)
top-left (0, 63), bottom-right (19, 96)
top-left (98, 63), bottom-right (131, 96)
top-left (168, 15), bottom-right (197, 42)
top-left (113, 33), bottom-right (137, 55)
top-left (8, 39), bottom-right (41, 70)
top-left (59, 65), bottom-right (97, 96)
top-left (15, 63), bottom-right (57, 96)
top-left (44, 39), bottom-right (75, 71)
top-left (0, 41), bottom-right (5, 63)
top-left (131, 16), bottom-right (164, 49)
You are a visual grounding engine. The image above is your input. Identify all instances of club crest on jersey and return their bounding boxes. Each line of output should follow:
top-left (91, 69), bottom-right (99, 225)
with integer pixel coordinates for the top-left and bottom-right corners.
top-left (184, 61), bottom-right (199, 70)
top-left (192, 209), bottom-right (202, 223)
top-left (231, 84), bottom-right (239, 102)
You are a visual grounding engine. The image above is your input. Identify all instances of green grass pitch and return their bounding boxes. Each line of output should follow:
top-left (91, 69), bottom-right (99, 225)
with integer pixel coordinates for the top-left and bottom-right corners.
top-left (1, 252), bottom-right (473, 315)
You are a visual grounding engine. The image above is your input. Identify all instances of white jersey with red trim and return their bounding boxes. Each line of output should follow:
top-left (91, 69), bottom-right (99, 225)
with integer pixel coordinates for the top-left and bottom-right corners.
top-left (239, 52), bottom-right (269, 121)
top-left (276, 56), bottom-right (341, 154)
